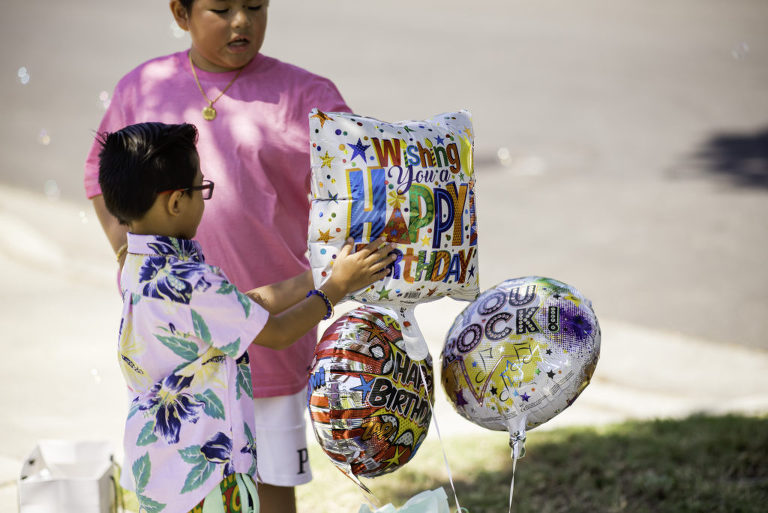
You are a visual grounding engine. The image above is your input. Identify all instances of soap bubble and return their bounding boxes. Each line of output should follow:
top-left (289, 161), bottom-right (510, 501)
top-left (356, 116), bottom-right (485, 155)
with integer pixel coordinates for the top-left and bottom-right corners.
top-left (43, 179), bottom-right (60, 200)
top-left (731, 42), bottom-right (750, 60)
top-left (17, 66), bottom-right (30, 84)
top-left (90, 368), bottom-right (102, 385)
top-left (79, 210), bottom-right (89, 224)
top-left (99, 90), bottom-right (111, 110)
top-left (38, 129), bottom-right (51, 146)
top-left (170, 20), bottom-right (186, 39)
top-left (497, 147), bottom-right (512, 165)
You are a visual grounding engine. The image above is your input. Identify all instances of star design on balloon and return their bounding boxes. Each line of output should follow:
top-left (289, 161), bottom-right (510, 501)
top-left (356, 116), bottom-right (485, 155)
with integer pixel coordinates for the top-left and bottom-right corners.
top-left (320, 151), bottom-right (335, 169)
top-left (435, 135), bottom-right (445, 145)
top-left (327, 191), bottom-right (338, 203)
top-left (361, 324), bottom-right (389, 344)
top-left (311, 110), bottom-right (333, 128)
top-left (426, 287), bottom-right (438, 297)
top-left (348, 138), bottom-right (370, 163)
top-left (468, 266), bottom-right (476, 279)
top-left (317, 229), bottom-right (332, 243)
top-left (463, 127), bottom-right (473, 138)
top-left (403, 126), bottom-right (415, 133)
top-left (455, 390), bottom-right (468, 406)
top-left (377, 286), bottom-right (391, 300)
top-left (420, 235), bottom-right (431, 246)
top-left (546, 349), bottom-right (553, 355)
top-left (384, 447), bottom-right (404, 468)
top-left (351, 374), bottom-right (375, 400)
top-left (547, 370), bottom-right (555, 379)
top-left (520, 392), bottom-right (531, 402)
top-left (490, 386), bottom-right (498, 396)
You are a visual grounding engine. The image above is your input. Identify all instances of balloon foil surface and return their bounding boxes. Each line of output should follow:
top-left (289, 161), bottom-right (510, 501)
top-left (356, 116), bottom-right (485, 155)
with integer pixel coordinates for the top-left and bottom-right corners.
top-left (441, 277), bottom-right (600, 432)
top-left (308, 306), bottom-right (434, 478)
top-left (307, 109), bottom-right (480, 307)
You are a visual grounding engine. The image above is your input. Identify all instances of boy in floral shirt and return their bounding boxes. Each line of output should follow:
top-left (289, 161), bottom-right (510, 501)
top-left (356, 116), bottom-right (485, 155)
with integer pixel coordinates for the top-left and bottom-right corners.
top-left (97, 122), bottom-right (394, 513)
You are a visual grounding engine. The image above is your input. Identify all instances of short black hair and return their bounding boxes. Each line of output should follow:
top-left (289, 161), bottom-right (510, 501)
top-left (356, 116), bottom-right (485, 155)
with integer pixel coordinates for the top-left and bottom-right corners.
top-left (179, 0), bottom-right (270, 13)
top-left (97, 122), bottom-right (199, 224)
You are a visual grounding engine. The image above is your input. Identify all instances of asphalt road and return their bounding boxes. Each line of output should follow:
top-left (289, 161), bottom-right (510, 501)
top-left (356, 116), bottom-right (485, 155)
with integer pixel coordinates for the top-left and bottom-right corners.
top-left (3, 0), bottom-right (766, 348)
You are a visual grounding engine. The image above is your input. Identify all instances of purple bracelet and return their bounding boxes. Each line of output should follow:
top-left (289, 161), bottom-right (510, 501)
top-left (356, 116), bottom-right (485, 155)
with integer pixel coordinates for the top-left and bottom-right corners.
top-left (307, 289), bottom-right (334, 320)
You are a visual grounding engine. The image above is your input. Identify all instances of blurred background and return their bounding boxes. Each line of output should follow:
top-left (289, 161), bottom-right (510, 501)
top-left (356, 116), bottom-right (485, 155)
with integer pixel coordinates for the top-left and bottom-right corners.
top-left (1, 0), bottom-right (767, 510)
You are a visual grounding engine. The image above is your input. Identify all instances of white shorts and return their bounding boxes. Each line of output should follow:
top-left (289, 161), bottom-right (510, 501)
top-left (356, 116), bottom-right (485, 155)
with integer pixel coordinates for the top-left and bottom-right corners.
top-left (253, 390), bottom-right (313, 487)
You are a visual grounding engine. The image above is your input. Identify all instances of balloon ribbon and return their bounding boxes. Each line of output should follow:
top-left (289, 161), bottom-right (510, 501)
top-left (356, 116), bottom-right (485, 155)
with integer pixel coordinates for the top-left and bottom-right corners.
top-left (417, 364), bottom-right (465, 513)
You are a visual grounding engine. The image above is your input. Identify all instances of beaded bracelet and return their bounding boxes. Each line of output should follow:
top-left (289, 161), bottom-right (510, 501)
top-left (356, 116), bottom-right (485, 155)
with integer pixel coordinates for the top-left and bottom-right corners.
top-left (307, 289), bottom-right (334, 320)
top-left (115, 243), bottom-right (128, 263)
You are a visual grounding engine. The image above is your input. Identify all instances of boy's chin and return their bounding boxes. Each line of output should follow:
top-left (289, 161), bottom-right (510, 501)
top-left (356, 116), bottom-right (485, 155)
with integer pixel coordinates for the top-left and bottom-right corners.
top-left (176, 229), bottom-right (196, 240)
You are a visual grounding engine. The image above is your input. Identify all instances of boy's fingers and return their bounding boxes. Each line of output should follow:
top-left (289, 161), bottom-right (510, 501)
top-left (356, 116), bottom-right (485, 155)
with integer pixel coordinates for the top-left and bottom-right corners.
top-left (355, 238), bottom-right (385, 260)
top-left (365, 246), bottom-right (395, 265)
top-left (367, 254), bottom-right (397, 277)
top-left (369, 263), bottom-right (389, 276)
top-left (369, 258), bottom-right (388, 270)
top-left (364, 236), bottom-right (387, 253)
top-left (338, 237), bottom-right (354, 257)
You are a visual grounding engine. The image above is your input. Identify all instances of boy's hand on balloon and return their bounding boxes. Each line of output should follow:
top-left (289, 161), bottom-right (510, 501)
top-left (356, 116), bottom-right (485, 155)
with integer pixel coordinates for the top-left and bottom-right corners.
top-left (322, 237), bottom-right (395, 303)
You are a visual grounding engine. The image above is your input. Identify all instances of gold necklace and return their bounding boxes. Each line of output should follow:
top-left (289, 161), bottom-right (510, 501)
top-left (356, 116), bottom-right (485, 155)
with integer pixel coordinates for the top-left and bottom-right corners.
top-left (188, 51), bottom-right (244, 121)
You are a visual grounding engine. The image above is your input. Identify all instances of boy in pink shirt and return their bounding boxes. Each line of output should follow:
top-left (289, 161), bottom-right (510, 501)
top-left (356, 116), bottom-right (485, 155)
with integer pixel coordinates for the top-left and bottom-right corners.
top-left (84, 2), bottom-right (350, 509)
top-left (98, 121), bottom-right (393, 512)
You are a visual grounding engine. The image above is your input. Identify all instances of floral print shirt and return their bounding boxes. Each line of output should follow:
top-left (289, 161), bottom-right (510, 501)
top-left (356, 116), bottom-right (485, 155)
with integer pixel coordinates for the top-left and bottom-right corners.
top-left (118, 234), bottom-right (268, 513)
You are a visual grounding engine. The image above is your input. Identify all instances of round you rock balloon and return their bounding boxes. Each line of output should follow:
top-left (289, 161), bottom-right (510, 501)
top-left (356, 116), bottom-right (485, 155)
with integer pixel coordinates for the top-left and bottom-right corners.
top-left (308, 109), bottom-right (480, 360)
top-left (307, 306), bottom-right (434, 481)
top-left (441, 277), bottom-right (600, 448)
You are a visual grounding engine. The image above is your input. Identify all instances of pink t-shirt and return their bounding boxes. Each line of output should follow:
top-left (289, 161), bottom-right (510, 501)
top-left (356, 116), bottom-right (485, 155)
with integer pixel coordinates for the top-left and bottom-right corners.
top-left (85, 51), bottom-right (350, 397)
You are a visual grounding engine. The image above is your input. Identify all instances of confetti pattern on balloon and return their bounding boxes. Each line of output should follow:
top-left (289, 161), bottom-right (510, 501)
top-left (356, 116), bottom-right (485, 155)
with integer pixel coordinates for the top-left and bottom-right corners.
top-left (441, 277), bottom-right (600, 434)
top-left (307, 306), bottom-right (434, 479)
top-left (307, 109), bottom-right (480, 309)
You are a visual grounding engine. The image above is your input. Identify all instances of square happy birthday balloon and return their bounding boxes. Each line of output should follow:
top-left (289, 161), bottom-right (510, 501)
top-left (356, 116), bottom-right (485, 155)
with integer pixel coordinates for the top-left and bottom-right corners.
top-left (308, 109), bottom-right (480, 307)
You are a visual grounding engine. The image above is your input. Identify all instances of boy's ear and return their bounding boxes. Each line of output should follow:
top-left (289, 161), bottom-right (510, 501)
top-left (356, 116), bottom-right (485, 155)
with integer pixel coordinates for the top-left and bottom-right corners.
top-left (169, 1), bottom-right (190, 31)
top-left (164, 190), bottom-right (185, 217)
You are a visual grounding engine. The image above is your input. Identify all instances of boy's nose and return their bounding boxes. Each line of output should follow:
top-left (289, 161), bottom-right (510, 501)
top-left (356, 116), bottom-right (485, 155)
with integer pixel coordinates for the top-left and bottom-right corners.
top-left (231, 8), bottom-right (252, 29)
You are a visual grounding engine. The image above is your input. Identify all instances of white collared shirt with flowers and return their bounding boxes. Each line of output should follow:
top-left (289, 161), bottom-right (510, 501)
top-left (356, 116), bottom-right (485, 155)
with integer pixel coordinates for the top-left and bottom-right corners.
top-left (118, 234), bottom-right (268, 513)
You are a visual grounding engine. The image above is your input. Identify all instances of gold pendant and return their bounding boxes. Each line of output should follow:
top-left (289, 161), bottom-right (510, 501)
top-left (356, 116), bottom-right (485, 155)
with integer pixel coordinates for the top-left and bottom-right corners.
top-left (202, 104), bottom-right (217, 121)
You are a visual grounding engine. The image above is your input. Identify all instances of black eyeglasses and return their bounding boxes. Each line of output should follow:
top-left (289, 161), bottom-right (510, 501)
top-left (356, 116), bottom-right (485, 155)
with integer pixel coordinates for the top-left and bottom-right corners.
top-left (159, 180), bottom-right (215, 200)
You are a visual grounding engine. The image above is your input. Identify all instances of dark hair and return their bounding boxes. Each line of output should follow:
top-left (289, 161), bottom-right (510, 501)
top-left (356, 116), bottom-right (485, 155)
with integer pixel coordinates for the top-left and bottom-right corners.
top-left (179, 0), bottom-right (270, 12)
top-left (97, 122), bottom-right (199, 224)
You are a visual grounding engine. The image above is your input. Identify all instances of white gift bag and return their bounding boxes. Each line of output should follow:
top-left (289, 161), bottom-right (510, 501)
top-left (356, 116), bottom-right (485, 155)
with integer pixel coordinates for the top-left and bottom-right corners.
top-left (358, 488), bottom-right (450, 513)
top-left (18, 440), bottom-right (117, 513)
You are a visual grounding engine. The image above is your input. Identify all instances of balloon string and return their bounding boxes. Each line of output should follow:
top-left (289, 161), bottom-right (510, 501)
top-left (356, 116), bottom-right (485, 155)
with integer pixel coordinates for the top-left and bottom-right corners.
top-left (508, 442), bottom-right (520, 513)
top-left (418, 364), bottom-right (464, 513)
top-left (338, 466), bottom-right (380, 510)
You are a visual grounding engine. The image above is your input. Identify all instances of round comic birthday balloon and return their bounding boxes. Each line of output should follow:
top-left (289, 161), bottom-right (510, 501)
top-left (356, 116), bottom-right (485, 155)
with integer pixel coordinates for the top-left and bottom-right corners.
top-left (308, 109), bottom-right (480, 360)
top-left (441, 277), bottom-right (600, 435)
top-left (307, 305), bottom-right (434, 479)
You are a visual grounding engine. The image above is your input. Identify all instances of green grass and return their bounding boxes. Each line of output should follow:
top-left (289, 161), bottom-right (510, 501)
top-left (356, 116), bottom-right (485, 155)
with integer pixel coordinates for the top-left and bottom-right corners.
top-left (297, 414), bottom-right (768, 513)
